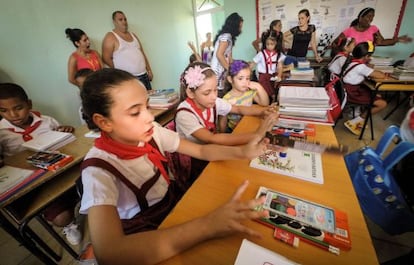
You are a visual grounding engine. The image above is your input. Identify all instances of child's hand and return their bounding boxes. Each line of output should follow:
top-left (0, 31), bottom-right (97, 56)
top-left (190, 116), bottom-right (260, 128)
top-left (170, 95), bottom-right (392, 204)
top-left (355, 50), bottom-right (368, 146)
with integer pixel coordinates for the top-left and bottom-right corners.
top-left (263, 104), bottom-right (279, 117)
top-left (203, 180), bottom-right (269, 239)
top-left (249, 81), bottom-right (262, 91)
top-left (56, 126), bottom-right (75, 133)
top-left (241, 133), bottom-right (271, 160)
top-left (255, 112), bottom-right (279, 136)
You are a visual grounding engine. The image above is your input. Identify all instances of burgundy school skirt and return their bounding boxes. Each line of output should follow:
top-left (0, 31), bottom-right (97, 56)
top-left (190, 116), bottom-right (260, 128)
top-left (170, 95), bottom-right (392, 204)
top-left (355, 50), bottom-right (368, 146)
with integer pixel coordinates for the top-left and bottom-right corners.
top-left (343, 83), bottom-right (378, 105)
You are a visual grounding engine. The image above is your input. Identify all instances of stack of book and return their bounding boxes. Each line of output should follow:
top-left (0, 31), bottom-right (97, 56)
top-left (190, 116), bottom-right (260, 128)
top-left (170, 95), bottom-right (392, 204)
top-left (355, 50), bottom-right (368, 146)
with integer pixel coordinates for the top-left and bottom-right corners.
top-left (289, 67), bottom-right (314, 81)
top-left (370, 56), bottom-right (393, 68)
top-left (148, 88), bottom-right (179, 109)
top-left (278, 86), bottom-right (334, 125)
top-left (26, 151), bottom-right (74, 171)
top-left (22, 130), bottom-right (76, 151)
top-left (391, 66), bottom-right (414, 80)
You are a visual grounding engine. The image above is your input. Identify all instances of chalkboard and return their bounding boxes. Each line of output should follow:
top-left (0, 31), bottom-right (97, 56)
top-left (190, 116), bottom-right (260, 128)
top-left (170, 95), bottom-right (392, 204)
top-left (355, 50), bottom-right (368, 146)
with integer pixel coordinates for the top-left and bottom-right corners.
top-left (256, 0), bottom-right (407, 53)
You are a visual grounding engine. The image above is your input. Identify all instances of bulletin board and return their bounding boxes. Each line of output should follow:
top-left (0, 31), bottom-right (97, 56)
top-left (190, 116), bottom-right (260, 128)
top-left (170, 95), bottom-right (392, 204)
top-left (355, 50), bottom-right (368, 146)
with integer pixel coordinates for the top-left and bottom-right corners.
top-left (256, 0), bottom-right (407, 49)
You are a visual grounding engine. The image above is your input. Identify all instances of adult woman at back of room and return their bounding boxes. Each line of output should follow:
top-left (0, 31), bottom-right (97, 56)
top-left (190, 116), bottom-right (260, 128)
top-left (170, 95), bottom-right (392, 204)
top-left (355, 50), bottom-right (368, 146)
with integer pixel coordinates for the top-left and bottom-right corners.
top-left (210, 12), bottom-right (244, 98)
top-left (283, 9), bottom-right (322, 66)
top-left (331, 7), bottom-right (411, 50)
top-left (65, 28), bottom-right (104, 87)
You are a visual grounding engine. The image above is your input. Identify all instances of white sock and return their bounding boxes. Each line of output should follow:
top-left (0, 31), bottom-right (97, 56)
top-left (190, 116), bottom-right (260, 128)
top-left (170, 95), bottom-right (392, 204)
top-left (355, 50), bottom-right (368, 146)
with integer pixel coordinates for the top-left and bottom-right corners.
top-left (350, 116), bottom-right (364, 124)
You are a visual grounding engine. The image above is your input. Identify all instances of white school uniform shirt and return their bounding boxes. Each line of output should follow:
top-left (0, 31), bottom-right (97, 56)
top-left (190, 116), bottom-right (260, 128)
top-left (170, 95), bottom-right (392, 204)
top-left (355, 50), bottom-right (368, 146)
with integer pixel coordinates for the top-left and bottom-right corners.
top-left (342, 62), bottom-right (374, 85)
top-left (253, 51), bottom-right (285, 74)
top-left (328, 54), bottom-right (347, 76)
top-left (0, 112), bottom-right (60, 156)
top-left (79, 123), bottom-right (180, 219)
top-left (175, 98), bottom-right (232, 144)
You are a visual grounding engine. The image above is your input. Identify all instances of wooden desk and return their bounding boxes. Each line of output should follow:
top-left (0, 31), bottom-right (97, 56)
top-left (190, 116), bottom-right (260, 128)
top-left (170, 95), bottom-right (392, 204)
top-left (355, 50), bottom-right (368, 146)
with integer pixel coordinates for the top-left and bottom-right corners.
top-left (361, 78), bottom-right (414, 140)
top-left (159, 116), bottom-right (378, 265)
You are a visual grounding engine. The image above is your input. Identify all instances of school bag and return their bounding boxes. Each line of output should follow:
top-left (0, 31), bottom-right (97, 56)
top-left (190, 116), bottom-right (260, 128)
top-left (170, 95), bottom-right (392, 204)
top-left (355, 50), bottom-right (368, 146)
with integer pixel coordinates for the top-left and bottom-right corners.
top-left (344, 125), bottom-right (414, 235)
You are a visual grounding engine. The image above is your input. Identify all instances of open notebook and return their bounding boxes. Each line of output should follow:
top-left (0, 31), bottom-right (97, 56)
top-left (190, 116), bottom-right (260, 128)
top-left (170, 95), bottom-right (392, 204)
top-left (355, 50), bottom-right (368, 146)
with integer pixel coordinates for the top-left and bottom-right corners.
top-left (22, 131), bottom-right (76, 151)
top-left (234, 239), bottom-right (299, 265)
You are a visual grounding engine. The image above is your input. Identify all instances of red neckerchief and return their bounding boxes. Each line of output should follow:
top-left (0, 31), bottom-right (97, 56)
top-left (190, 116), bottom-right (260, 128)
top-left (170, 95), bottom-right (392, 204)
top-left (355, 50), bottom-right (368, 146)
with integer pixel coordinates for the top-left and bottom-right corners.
top-left (8, 111), bottom-right (42, 141)
top-left (351, 58), bottom-right (366, 64)
top-left (264, 49), bottom-right (276, 69)
top-left (94, 132), bottom-right (170, 183)
top-left (185, 98), bottom-right (216, 132)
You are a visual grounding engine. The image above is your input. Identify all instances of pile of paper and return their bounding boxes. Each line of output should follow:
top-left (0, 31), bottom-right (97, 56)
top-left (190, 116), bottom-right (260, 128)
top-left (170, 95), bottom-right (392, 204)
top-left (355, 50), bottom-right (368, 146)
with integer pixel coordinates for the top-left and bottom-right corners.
top-left (391, 66), bottom-right (414, 80)
top-left (278, 86), bottom-right (333, 125)
top-left (148, 89), bottom-right (179, 109)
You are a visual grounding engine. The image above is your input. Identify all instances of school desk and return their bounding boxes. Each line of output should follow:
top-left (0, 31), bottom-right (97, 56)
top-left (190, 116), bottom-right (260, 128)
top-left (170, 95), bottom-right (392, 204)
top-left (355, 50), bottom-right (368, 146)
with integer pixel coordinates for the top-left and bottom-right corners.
top-left (360, 77), bottom-right (414, 140)
top-left (159, 116), bottom-right (379, 265)
top-left (0, 106), bottom-right (177, 264)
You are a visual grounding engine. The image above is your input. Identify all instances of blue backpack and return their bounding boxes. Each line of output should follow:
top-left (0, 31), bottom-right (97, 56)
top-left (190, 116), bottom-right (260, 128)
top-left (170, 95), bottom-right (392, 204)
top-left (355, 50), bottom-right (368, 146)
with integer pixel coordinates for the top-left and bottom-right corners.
top-left (344, 126), bottom-right (414, 235)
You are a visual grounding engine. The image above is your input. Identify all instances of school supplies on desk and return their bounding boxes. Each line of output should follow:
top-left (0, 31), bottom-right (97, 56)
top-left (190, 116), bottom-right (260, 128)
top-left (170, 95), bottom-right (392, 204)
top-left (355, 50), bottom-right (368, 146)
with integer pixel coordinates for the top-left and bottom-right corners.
top-left (250, 147), bottom-right (324, 184)
top-left (255, 187), bottom-right (351, 252)
top-left (0, 165), bottom-right (47, 202)
top-left (22, 130), bottom-right (76, 151)
top-left (26, 151), bottom-right (74, 171)
top-left (266, 132), bottom-right (348, 154)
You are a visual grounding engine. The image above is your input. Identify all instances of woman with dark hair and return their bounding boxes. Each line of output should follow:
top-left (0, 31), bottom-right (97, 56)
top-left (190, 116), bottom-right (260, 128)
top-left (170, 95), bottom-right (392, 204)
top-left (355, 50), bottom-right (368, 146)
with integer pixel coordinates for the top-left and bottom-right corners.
top-left (252, 19), bottom-right (283, 53)
top-left (283, 9), bottom-right (322, 66)
top-left (210, 12), bottom-right (244, 97)
top-left (65, 28), bottom-right (103, 87)
top-left (332, 7), bottom-right (411, 48)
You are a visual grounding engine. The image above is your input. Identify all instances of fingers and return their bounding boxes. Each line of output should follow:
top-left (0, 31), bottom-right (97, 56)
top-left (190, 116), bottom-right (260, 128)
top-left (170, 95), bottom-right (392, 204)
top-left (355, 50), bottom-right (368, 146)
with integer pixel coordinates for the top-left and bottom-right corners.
top-left (230, 180), bottom-right (249, 202)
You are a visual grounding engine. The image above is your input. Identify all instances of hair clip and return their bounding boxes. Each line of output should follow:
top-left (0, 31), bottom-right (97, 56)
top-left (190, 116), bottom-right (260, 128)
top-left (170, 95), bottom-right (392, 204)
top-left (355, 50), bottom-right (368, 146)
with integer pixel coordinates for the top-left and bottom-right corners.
top-left (229, 60), bottom-right (248, 76)
top-left (367, 41), bottom-right (375, 53)
top-left (184, 65), bottom-right (211, 89)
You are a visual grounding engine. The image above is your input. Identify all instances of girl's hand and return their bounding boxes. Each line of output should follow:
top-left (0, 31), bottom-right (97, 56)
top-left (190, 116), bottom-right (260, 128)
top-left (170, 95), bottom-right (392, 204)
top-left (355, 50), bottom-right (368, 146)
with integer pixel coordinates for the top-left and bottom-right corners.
top-left (397, 35), bottom-right (412, 44)
top-left (203, 180), bottom-right (270, 239)
top-left (255, 112), bottom-right (279, 136)
top-left (56, 126), bottom-right (75, 133)
top-left (315, 55), bottom-right (323, 63)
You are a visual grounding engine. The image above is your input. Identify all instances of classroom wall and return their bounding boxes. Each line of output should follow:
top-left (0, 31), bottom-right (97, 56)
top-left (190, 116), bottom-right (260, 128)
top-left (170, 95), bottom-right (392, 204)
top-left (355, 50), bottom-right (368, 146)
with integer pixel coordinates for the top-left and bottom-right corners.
top-left (1, 0), bottom-right (413, 126)
top-left (0, 0), bottom-right (194, 126)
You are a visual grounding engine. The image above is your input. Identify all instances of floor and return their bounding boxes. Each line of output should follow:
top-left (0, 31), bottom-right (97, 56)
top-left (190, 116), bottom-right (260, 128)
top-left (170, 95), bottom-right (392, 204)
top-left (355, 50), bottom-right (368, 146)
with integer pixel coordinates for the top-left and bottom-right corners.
top-left (0, 97), bottom-right (413, 265)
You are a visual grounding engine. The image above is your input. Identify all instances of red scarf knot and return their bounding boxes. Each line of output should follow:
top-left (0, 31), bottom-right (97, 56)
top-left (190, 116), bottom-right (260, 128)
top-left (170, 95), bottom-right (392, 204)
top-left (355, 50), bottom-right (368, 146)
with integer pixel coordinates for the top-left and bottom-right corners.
top-left (94, 132), bottom-right (170, 184)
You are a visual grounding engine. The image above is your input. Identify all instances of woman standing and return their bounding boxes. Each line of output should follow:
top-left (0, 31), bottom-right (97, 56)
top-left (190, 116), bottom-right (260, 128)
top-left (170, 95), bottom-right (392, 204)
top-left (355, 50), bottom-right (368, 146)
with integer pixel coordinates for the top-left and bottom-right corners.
top-left (283, 9), bottom-right (322, 66)
top-left (210, 12), bottom-right (244, 97)
top-left (65, 28), bottom-right (103, 87)
top-left (200, 32), bottom-right (214, 64)
top-left (332, 7), bottom-right (411, 48)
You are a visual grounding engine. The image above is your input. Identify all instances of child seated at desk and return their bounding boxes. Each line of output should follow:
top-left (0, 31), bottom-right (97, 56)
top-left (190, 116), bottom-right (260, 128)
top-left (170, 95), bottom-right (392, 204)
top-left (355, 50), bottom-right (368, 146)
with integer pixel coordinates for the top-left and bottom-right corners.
top-left (0, 83), bottom-right (81, 245)
top-left (78, 68), bottom-right (272, 265)
top-left (327, 37), bottom-right (356, 79)
top-left (341, 42), bottom-right (388, 135)
top-left (174, 62), bottom-right (276, 181)
top-left (222, 60), bottom-right (270, 132)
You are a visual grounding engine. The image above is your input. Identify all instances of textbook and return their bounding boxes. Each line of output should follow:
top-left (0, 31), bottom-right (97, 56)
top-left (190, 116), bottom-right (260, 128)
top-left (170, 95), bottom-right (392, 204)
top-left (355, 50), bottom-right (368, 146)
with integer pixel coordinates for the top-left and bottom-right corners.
top-left (22, 130), bottom-right (76, 151)
top-left (26, 151), bottom-right (74, 171)
top-left (255, 187), bottom-right (352, 252)
top-left (250, 147), bottom-right (324, 184)
top-left (0, 165), bottom-right (46, 202)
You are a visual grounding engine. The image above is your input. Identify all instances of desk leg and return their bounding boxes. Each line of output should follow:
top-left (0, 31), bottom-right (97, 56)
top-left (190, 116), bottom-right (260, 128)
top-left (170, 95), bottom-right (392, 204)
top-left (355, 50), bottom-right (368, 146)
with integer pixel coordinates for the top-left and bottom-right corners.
top-left (0, 212), bottom-right (58, 265)
top-left (359, 87), bottom-right (376, 140)
top-left (383, 92), bottom-right (410, 120)
top-left (36, 215), bottom-right (79, 259)
top-left (20, 219), bottom-right (62, 262)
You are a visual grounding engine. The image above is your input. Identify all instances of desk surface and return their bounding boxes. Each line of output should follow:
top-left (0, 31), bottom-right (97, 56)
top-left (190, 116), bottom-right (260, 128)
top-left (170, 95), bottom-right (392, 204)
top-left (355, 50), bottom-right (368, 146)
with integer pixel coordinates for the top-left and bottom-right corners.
top-left (159, 116), bottom-right (378, 265)
top-left (364, 78), bottom-right (414, 91)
